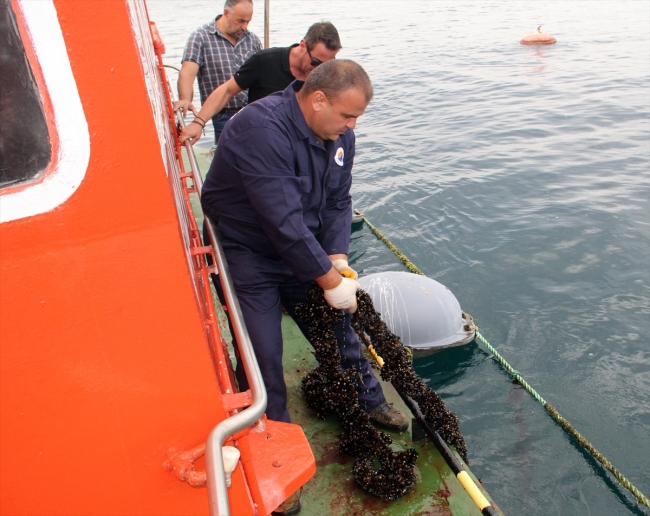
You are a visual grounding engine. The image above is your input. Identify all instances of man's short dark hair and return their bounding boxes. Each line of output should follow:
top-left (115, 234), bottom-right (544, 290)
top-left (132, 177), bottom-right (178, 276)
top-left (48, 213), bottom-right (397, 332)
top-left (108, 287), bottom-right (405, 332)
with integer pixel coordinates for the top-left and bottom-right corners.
top-left (302, 60), bottom-right (373, 103)
top-left (304, 22), bottom-right (342, 51)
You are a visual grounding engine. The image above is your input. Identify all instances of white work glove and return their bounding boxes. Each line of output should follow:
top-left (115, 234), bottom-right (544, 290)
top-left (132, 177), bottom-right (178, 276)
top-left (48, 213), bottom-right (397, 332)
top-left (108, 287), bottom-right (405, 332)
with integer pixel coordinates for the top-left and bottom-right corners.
top-left (324, 277), bottom-right (360, 313)
top-left (331, 259), bottom-right (358, 280)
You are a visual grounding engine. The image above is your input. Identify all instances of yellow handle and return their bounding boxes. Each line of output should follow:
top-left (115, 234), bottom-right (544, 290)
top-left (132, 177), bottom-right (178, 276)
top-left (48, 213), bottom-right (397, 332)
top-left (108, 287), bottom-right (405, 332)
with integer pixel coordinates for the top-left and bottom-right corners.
top-left (340, 270), bottom-right (356, 279)
top-left (457, 471), bottom-right (490, 510)
top-left (367, 344), bottom-right (384, 368)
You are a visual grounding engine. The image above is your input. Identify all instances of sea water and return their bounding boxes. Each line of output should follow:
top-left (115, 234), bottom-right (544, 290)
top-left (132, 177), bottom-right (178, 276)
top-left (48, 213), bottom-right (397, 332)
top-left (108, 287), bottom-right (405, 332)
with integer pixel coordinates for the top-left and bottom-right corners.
top-left (148, 1), bottom-right (650, 514)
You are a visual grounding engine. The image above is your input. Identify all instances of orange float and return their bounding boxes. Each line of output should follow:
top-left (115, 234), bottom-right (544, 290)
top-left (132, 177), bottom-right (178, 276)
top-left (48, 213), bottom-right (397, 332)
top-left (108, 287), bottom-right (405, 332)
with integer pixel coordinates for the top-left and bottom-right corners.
top-left (520, 26), bottom-right (557, 45)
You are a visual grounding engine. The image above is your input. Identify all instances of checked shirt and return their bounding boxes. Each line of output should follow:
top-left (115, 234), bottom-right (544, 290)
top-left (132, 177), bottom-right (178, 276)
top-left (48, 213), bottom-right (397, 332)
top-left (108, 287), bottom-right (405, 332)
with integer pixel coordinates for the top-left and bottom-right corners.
top-left (182, 15), bottom-right (261, 110)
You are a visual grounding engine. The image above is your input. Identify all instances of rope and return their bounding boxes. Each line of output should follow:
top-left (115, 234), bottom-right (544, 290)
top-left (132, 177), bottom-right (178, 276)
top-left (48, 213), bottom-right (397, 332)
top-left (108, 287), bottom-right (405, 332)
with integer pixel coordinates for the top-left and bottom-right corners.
top-left (362, 217), bottom-right (425, 276)
top-left (475, 330), bottom-right (649, 509)
top-left (362, 215), bottom-right (650, 510)
top-left (474, 331), bottom-right (547, 406)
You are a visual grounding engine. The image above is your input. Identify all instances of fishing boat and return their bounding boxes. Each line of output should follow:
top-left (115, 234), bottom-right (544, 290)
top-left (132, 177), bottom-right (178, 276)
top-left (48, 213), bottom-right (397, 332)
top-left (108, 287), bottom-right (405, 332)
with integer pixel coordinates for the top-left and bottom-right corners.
top-left (0, 0), bottom-right (502, 514)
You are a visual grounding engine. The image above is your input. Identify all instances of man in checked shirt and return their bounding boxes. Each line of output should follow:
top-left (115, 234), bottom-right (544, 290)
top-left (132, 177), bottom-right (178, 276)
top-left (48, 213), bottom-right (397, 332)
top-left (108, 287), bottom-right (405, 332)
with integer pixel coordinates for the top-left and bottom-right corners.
top-left (175, 0), bottom-right (262, 143)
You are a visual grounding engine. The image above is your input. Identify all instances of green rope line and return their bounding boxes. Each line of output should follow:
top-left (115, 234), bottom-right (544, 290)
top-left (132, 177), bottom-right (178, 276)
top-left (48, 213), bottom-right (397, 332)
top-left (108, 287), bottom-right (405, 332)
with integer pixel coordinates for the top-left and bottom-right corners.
top-left (474, 331), bottom-right (546, 405)
top-left (363, 217), bottom-right (425, 276)
top-left (363, 215), bottom-right (650, 510)
top-left (475, 331), bottom-right (650, 509)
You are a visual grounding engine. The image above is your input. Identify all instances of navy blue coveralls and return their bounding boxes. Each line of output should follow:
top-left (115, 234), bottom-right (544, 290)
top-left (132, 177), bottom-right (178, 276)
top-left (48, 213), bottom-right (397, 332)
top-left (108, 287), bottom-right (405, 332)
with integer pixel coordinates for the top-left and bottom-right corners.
top-left (201, 81), bottom-right (386, 422)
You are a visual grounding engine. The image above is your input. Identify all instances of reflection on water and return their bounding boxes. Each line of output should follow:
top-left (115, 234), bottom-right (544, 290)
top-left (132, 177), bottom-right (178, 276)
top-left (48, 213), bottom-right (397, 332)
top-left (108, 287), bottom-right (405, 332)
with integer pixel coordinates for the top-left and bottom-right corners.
top-left (414, 341), bottom-right (482, 389)
top-left (148, 1), bottom-right (650, 514)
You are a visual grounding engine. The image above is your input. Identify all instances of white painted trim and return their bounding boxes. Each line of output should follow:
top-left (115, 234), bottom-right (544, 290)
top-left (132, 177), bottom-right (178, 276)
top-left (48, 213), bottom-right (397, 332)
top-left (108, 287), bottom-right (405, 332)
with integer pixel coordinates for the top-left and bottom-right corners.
top-left (0, 0), bottom-right (90, 223)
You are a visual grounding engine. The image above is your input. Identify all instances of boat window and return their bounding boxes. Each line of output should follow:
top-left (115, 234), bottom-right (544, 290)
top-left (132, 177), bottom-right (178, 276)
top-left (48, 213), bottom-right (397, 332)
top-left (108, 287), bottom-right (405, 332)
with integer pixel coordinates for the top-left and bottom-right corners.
top-left (0, 0), bottom-right (52, 189)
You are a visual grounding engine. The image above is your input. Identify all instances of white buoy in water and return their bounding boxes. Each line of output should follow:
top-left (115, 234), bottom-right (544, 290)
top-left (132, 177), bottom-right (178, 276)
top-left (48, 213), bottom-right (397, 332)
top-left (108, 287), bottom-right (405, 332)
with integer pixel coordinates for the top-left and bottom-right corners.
top-left (358, 271), bottom-right (475, 358)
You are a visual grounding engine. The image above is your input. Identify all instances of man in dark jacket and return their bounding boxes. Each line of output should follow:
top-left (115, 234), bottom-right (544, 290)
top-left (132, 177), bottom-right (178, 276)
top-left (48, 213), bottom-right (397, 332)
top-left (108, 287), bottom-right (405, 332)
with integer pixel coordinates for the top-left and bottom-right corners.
top-left (201, 60), bottom-right (408, 430)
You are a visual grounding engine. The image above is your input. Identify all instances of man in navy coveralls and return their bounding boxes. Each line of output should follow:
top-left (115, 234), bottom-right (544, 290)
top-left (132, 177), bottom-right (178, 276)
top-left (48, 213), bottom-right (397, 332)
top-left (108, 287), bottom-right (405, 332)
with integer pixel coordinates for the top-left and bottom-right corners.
top-left (201, 60), bottom-right (408, 433)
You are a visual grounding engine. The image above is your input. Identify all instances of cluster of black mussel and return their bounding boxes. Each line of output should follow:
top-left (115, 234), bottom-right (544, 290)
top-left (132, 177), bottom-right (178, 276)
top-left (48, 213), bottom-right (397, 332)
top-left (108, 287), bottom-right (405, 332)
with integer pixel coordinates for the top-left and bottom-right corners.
top-left (295, 286), bottom-right (468, 501)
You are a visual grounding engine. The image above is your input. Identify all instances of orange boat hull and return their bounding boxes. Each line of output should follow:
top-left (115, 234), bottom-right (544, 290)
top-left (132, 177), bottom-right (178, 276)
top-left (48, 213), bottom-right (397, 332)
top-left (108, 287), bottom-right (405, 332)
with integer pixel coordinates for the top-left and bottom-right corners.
top-left (0, 1), bottom-right (315, 514)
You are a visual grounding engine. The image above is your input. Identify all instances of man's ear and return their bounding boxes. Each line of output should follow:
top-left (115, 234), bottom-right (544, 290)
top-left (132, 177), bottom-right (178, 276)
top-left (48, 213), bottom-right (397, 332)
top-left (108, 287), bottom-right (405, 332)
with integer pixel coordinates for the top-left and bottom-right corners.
top-left (311, 91), bottom-right (327, 112)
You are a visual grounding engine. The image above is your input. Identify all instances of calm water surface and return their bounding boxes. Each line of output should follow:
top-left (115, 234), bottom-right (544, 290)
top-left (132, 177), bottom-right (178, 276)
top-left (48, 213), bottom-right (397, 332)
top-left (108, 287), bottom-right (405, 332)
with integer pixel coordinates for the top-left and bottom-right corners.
top-left (148, 1), bottom-right (650, 514)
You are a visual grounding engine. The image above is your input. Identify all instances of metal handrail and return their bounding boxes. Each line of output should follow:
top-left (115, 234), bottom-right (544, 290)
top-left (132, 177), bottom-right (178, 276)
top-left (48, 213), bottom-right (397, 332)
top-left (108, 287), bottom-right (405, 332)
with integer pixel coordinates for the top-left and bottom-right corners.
top-left (166, 72), bottom-right (268, 516)
top-left (203, 215), bottom-right (267, 516)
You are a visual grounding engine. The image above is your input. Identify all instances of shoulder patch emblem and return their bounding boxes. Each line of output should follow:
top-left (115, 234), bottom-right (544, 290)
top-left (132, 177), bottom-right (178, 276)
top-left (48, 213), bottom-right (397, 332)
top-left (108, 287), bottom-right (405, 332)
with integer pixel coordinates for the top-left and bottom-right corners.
top-left (334, 147), bottom-right (344, 166)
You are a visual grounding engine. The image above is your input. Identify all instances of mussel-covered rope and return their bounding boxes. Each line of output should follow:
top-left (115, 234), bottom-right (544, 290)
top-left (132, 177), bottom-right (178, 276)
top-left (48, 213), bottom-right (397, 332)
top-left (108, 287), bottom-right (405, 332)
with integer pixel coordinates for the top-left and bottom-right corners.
top-left (295, 286), bottom-right (418, 501)
top-left (361, 336), bottom-right (498, 516)
top-left (362, 215), bottom-right (650, 509)
top-left (352, 289), bottom-right (469, 464)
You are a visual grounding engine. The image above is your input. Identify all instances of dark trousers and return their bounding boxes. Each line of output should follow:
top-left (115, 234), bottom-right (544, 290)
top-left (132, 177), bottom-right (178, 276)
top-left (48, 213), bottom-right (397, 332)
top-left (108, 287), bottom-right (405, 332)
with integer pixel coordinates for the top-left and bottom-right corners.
top-left (206, 226), bottom-right (385, 422)
top-left (211, 111), bottom-right (236, 145)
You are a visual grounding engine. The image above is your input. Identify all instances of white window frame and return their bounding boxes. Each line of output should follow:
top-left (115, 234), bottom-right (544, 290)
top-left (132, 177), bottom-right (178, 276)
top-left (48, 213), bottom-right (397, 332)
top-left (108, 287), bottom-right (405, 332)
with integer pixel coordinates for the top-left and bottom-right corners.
top-left (0, 0), bottom-right (89, 224)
